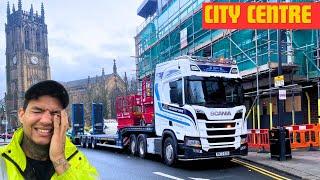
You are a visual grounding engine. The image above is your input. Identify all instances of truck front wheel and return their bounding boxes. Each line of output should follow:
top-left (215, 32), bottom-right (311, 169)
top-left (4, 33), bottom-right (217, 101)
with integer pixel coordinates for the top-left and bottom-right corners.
top-left (129, 135), bottom-right (137, 155)
top-left (163, 137), bottom-right (177, 166)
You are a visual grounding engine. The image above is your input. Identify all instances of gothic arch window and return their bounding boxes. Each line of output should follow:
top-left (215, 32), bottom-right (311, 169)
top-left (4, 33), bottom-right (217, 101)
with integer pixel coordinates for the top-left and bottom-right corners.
top-left (11, 30), bottom-right (15, 51)
top-left (24, 27), bottom-right (31, 50)
top-left (36, 30), bottom-right (41, 52)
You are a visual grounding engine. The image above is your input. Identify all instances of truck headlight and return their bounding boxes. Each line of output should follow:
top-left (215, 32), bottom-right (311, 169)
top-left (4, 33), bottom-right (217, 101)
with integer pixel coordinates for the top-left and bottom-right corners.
top-left (185, 137), bottom-right (201, 148)
top-left (231, 68), bottom-right (238, 74)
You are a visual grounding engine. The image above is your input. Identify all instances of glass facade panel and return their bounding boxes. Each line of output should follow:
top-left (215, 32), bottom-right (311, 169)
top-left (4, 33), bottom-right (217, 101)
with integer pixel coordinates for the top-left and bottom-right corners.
top-left (136, 0), bottom-right (320, 79)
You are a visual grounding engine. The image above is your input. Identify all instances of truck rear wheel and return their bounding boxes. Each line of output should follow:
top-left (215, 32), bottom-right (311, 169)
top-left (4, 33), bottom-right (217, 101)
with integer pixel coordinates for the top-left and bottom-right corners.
top-left (129, 135), bottom-right (137, 155)
top-left (163, 137), bottom-right (177, 166)
top-left (137, 134), bottom-right (147, 158)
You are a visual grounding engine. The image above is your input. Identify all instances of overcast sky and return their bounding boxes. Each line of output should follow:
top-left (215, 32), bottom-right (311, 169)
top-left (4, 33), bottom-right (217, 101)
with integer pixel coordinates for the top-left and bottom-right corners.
top-left (0, 0), bottom-right (145, 99)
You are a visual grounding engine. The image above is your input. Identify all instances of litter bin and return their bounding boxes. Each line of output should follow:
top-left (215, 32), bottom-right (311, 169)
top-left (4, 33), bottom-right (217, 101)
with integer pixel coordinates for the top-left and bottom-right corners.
top-left (269, 127), bottom-right (292, 161)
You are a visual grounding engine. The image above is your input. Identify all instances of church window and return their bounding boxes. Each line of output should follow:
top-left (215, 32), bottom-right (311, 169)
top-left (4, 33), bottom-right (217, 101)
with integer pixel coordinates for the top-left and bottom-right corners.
top-left (25, 28), bottom-right (30, 50)
top-left (36, 31), bottom-right (41, 52)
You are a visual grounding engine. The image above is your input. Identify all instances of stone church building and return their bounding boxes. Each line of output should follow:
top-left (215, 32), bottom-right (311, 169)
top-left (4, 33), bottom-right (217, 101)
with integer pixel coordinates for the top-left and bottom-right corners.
top-left (5, 1), bottom-right (50, 129)
top-left (63, 60), bottom-right (126, 124)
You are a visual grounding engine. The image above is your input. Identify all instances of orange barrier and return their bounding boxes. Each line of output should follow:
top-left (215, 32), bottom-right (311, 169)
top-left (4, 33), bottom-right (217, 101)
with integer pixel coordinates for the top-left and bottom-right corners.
top-left (248, 124), bottom-right (320, 152)
top-left (286, 124), bottom-right (319, 149)
top-left (248, 129), bottom-right (270, 152)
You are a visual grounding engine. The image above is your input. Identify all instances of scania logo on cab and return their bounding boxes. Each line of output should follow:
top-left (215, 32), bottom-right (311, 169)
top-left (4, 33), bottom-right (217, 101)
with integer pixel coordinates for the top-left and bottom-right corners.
top-left (210, 111), bottom-right (232, 116)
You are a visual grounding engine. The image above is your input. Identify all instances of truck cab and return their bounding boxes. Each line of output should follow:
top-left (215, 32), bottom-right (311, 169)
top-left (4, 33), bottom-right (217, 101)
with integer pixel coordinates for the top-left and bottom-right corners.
top-left (154, 56), bottom-right (248, 165)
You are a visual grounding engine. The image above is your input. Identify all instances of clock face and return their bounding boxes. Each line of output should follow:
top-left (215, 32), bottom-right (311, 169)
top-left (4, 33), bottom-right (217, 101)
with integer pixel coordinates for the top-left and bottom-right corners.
top-left (30, 56), bottom-right (39, 65)
top-left (12, 56), bottom-right (17, 65)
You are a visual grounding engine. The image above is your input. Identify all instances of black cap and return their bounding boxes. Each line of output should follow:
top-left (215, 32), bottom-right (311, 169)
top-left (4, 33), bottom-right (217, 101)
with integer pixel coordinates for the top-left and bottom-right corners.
top-left (24, 80), bottom-right (69, 109)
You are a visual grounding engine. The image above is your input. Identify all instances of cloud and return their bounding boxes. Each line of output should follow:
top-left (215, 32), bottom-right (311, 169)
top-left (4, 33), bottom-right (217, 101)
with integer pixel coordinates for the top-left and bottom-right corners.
top-left (0, 0), bottom-right (145, 99)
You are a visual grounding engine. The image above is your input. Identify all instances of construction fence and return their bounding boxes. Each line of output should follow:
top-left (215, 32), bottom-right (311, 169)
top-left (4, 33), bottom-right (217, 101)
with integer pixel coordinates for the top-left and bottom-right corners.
top-left (248, 124), bottom-right (320, 152)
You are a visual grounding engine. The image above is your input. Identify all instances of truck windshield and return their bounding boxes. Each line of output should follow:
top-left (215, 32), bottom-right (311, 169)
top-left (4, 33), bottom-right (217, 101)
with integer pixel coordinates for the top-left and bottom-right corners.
top-left (185, 76), bottom-right (243, 108)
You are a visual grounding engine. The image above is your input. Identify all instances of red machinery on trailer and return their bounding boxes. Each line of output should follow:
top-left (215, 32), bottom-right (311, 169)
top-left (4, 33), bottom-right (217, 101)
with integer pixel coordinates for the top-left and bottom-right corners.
top-left (116, 78), bottom-right (154, 129)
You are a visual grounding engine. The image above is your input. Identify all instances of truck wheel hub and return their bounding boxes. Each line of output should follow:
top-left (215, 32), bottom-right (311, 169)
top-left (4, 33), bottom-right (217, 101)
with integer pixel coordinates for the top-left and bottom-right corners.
top-left (131, 141), bottom-right (136, 152)
top-left (165, 144), bottom-right (173, 161)
top-left (139, 141), bottom-right (144, 155)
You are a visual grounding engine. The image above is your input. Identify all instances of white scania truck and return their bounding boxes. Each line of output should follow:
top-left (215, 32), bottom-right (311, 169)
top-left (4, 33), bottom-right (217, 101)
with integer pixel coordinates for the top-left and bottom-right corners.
top-left (79, 55), bottom-right (248, 166)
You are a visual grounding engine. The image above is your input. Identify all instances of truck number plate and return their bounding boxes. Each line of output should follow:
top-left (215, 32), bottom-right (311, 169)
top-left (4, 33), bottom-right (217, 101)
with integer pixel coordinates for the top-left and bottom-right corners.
top-left (216, 151), bottom-right (230, 157)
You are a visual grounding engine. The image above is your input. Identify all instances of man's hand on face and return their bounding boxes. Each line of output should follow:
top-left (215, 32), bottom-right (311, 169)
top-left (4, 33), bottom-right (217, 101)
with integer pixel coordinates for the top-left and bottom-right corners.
top-left (49, 110), bottom-right (70, 175)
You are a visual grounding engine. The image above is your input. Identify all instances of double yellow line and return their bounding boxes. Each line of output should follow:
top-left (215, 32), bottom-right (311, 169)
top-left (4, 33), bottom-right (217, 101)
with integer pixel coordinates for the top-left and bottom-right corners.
top-left (232, 158), bottom-right (291, 180)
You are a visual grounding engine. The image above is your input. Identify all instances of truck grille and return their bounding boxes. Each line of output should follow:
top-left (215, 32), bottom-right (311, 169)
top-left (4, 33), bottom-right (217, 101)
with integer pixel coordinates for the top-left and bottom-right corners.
top-left (207, 137), bottom-right (235, 143)
top-left (207, 130), bottom-right (236, 136)
top-left (206, 123), bottom-right (235, 129)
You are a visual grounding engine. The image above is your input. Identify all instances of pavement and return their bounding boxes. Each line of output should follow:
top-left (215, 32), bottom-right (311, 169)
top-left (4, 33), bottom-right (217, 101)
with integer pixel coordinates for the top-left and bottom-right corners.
top-left (239, 149), bottom-right (320, 179)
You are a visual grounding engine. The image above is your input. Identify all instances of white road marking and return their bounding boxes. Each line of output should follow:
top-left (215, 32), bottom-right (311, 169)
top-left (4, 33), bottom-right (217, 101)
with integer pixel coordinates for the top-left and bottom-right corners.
top-left (153, 172), bottom-right (185, 180)
top-left (188, 178), bottom-right (210, 180)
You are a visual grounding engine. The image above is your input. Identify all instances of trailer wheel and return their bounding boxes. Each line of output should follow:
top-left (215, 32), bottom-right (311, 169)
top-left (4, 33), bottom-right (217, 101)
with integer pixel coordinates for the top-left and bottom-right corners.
top-left (137, 134), bottom-right (147, 158)
top-left (80, 137), bottom-right (86, 148)
top-left (91, 139), bottom-right (96, 149)
top-left (86, 138), bottom-right (91, 148)
top-left (163, 137), bottom-right (177, 166)
top-left (129, 135), bottom-right (137, 155)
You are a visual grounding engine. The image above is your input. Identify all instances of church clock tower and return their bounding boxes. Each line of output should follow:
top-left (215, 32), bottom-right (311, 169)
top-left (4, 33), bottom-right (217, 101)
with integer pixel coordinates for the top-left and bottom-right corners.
top-left (5, 1), bottom-right (50, 128)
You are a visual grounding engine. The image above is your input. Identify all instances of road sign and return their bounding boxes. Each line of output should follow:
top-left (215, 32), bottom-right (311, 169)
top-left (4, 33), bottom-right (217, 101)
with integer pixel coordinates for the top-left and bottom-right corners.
top-left (274, 75), bottom-right (284, 87)
top-left (279, 90), bottom-right (286, 100)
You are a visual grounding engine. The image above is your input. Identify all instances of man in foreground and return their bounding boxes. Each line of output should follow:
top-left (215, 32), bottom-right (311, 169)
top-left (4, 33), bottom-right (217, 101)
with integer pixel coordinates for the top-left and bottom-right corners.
top-left (0, 80), bottom-right (99, 179)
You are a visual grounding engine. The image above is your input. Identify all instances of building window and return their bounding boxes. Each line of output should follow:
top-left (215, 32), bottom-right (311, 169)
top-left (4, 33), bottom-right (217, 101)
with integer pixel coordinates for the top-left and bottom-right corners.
top-left (285, 95), bottom-right (302, 112)
top-left (36, 31), bottom-right (41, 52)
top-left (259, 97), bottom-right (278, 115)
top-left (25, 29), bottom-right (30, 50)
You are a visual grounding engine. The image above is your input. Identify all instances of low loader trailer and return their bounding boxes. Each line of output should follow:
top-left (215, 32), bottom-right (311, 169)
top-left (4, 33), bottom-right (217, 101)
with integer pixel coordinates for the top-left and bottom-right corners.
top-left (79, 56), bottom-right (248, 166)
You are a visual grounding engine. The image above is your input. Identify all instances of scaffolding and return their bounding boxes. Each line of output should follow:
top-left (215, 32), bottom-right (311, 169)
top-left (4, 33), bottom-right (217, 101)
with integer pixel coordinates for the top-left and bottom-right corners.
top-left (135, 0), bottom-right (320, 128)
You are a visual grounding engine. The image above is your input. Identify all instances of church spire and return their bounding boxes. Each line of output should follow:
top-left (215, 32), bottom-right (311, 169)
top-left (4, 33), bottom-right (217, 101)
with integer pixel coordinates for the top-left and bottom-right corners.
top-left (124, 72), bottom-right (128, 94)
top-left (113, 59), bottom-right (117, 74)
top-left (7, 2), bottom-right (10, 16)
top-left (41, 2), bottom-right (45, 22)
top-left (12, 4), bottom-right (15, 12)
top-left (102, 68), bottom-right (105, 76)
top-left (124, 72), bottom-right (128, 83)
top-left (18, 0), bottom-right (22, 11)
top-left (29, 4), bottom-right (34, 18)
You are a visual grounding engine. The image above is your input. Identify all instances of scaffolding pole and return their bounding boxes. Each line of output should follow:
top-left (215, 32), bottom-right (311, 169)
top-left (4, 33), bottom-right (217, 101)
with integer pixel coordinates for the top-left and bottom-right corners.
top-left (268, 29), bottom-right (273, 129)
top-left (317, 28), bottom-right (320, 124)
top-left (255, 30), bottom-right (260, 129)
